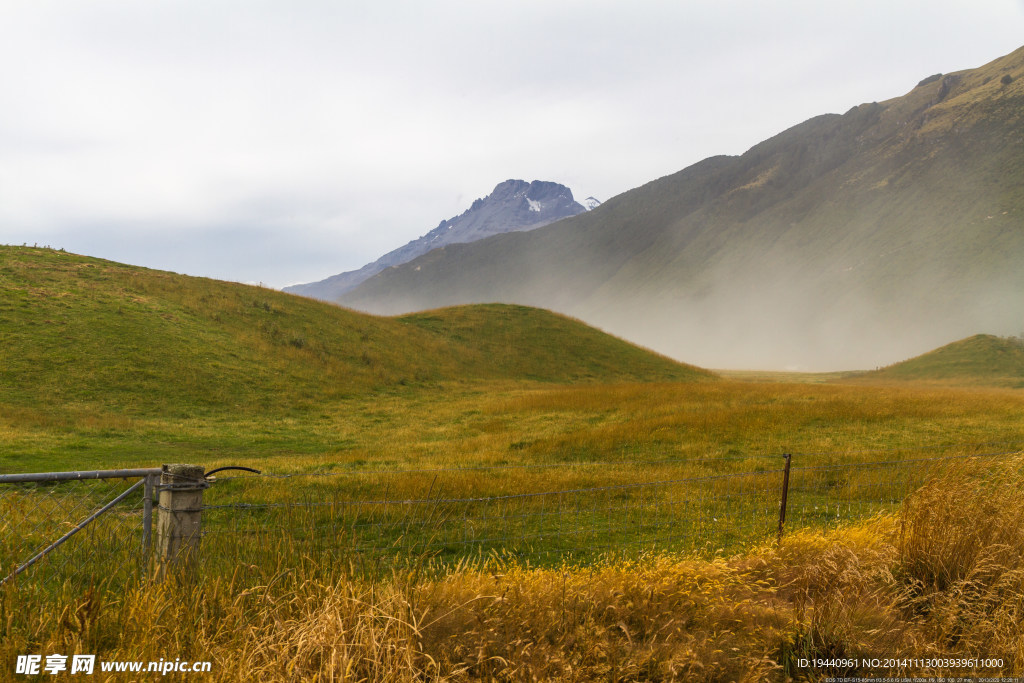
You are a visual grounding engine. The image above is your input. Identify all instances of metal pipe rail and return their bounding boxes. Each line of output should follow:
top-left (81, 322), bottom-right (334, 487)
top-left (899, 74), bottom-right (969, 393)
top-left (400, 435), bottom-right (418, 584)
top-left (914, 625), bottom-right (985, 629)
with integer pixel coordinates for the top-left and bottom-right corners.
top-left (0, 468), bottom-right (163, 484)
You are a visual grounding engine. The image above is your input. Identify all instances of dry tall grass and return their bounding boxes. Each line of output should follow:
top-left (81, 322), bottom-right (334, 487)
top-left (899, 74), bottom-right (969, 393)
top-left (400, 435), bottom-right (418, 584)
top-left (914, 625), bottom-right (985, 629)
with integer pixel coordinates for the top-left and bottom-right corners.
top-left (3, 456), bottom-right (1022, 681)
top-left (897, 456), bottom-right (1024, 663)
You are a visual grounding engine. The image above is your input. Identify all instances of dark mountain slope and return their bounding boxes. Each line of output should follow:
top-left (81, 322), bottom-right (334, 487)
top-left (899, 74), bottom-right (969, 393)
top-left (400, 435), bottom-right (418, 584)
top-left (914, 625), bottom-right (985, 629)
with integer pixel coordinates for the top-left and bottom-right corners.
top-left (339, 46), bottom-right (1024, 370)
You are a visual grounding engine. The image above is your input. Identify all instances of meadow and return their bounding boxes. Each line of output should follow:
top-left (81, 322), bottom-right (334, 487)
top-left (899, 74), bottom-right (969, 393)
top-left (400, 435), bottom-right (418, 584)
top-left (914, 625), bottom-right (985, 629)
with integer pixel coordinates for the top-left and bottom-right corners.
top-left (2, 246), bottom-right (1024, 680)
top-left (3, 378), bottom-right (1024, 681)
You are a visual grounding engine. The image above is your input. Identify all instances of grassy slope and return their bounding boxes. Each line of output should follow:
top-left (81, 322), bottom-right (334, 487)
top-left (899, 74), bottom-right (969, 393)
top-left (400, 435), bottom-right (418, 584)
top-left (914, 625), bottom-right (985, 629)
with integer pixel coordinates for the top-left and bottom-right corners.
top-left (398, 305), bottom-right (713, 383)
top-left (4, 246), bottom-right (1024, 475)
top-left (852, 334), bottom-right (1024, 387)
top-left (0, 246), bottom-right (707, 419)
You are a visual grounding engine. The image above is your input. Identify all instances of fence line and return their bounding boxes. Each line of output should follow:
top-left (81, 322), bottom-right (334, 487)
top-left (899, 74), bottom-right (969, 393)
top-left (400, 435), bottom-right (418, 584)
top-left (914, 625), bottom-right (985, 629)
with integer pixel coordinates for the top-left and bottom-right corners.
top-left (1, 446), bottom-right (1021, 589)
top-left (0, 467), bottom-right (207, 589)
top-left (212, 455), bottom-right (785, 481)
top-left (197, 447), bottom-right (1022, 571)
top-left (0, 475), bottom-right (153, 589)
top-left (197, 463), bottom-right (784, 570)
top-left (211, 441), bottom-right (1024, 481)
top-left (203, 468), bottom-right (786, 509)
top-left (4, 479), bottom-right (148, 584)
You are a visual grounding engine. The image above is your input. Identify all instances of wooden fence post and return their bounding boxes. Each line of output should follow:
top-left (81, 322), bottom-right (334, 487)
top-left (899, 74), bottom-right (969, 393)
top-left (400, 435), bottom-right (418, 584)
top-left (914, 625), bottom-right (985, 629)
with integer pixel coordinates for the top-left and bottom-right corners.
top-left (777, 453), bottom-right (792, 544)
top-left (156, 464), bottom-right (205, 580)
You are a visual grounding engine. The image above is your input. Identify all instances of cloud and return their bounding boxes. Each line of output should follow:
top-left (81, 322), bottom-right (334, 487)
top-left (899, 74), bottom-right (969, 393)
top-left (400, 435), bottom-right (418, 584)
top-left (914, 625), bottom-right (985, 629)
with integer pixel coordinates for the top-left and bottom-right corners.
top-left (0, 1), bottom-right (1022, 288)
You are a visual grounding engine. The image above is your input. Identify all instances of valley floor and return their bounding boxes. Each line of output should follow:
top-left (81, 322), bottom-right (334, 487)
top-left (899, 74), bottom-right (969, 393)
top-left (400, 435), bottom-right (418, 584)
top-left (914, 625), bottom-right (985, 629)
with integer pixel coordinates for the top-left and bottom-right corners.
top-left (2, 379), bottom-right (1024, 680)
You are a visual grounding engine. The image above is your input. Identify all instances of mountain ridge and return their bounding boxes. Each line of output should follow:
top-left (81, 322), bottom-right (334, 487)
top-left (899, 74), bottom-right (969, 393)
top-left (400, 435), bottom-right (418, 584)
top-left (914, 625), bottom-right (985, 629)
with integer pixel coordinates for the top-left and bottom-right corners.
top-left (285, 179), bottom-right (590, 301)
top-left (338, 45), bottom-right (1024, 371)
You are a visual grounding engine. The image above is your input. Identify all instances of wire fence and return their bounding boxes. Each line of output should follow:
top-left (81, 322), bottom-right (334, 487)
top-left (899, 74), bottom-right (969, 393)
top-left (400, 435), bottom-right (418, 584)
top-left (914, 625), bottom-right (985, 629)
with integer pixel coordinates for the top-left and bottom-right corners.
top-left (1, 444), bottom-right (1022, 592)
top-left (785, 448), bottom-right (1023, 530)
top-left (0, 475), bottom-right (152, 593)
top-left (199, 467), bottom-right (783, 571)
top-left (197, 444), bottom-right (1023, 575)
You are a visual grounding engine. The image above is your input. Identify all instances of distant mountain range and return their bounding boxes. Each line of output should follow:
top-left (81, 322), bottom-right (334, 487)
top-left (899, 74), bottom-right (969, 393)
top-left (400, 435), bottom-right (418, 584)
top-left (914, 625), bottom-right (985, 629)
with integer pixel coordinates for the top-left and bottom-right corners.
top-left (333, 45), bottom-right (1024, 371)
top-left (285, 180), bottom-right (598, 300)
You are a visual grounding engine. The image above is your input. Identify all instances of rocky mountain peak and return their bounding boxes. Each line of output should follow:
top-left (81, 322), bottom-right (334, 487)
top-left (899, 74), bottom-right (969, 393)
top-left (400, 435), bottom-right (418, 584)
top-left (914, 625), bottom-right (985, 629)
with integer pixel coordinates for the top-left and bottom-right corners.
top-left (284, 179), bottom-right (590, 301)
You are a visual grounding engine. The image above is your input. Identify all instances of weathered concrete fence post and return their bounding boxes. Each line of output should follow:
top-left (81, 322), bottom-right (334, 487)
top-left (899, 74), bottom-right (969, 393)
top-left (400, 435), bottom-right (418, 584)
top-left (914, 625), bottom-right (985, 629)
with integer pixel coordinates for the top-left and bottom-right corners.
top-left (156, 463), bottom-right (206, 579)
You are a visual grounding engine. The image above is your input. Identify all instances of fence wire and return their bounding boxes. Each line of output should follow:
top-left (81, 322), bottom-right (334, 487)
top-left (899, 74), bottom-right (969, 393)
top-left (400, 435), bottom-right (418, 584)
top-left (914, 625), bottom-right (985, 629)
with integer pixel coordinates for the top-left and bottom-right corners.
top-left (200, 466), bottom-right (782, 571)
top-left (199, 448), bottom-right (1023, 574)
top-left (786, 448), bottom-right (1023, 531)
top-left (2, 446), bottom-right (1020, 589)
top-left (0, 477), bottom-right (150, 591)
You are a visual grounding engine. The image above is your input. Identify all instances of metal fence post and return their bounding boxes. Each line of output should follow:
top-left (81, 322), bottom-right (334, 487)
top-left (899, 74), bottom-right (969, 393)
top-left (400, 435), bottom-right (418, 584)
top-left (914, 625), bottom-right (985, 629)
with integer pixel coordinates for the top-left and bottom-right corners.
top-left (777, 453), bottom-right (792, 543)
top-left (142, 473), bottom-right (156, 555)
top-left (156, 464), bottom-right (205, 580)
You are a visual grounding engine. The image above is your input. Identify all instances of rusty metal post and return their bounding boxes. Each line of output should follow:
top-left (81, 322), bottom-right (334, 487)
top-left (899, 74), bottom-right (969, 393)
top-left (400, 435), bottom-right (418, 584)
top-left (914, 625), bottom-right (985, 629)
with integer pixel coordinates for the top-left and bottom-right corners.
top-left (777, 453), bottom-right (792, 544)
top-left (156, 464), bottom-right (205, 580)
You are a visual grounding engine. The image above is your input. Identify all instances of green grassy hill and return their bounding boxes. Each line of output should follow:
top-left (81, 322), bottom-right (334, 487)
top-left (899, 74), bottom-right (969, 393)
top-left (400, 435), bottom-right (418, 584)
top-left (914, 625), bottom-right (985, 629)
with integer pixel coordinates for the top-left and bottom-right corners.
top-left (852, 334), bottom-right (1024, 387)
top-left (0, 246), bottom-right (710, 419)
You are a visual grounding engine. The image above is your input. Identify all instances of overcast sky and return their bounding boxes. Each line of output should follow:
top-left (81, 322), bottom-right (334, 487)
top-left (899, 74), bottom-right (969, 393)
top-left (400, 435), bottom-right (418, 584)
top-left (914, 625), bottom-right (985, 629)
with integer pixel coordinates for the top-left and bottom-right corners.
top-left (2, 1), bottom-right (1023, 288)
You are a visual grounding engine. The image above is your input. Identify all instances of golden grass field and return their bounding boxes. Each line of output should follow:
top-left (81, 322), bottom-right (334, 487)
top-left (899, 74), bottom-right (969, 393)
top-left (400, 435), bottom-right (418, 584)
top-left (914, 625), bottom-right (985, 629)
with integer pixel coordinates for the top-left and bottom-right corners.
top-left (3, 453), bottom-right (1023, 682)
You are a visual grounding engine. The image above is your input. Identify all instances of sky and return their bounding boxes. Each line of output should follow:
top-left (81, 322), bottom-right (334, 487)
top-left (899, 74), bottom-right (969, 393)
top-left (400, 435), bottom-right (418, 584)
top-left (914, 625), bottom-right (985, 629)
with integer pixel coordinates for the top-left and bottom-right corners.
top-left (2, 1), bottom-right (1023, 289)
